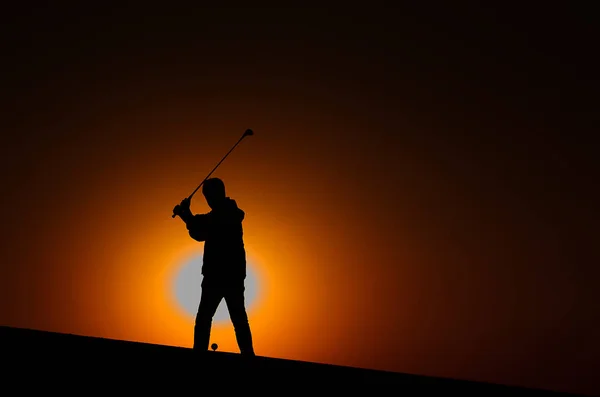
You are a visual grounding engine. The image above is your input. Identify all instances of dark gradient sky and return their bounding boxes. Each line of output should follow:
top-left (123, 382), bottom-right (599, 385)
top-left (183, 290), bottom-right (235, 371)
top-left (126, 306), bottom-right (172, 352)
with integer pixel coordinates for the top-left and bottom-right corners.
top-left (1, 4), bottom-right (598, 396)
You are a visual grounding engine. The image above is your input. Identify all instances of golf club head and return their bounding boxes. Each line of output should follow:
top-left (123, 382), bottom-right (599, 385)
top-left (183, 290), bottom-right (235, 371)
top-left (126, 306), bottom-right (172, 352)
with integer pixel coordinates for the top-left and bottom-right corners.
top-left (243, 128), bottom-right (254, 137)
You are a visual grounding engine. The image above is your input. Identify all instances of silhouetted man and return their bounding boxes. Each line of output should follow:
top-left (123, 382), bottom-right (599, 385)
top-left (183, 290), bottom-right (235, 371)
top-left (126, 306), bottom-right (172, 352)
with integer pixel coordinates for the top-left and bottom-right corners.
top-left (173, 178), bottom-right (255, 356)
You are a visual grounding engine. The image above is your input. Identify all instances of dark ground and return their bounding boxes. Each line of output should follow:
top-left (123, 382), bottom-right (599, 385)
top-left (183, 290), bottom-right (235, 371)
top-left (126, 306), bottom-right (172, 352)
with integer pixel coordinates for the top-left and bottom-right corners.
top-left (0, 326), bottom-right (588, 395)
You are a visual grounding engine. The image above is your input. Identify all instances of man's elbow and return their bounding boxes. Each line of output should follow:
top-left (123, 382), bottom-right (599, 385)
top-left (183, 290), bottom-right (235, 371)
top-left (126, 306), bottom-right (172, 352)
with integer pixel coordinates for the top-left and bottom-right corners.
top-left (188, 229), bottom-right (207, 242)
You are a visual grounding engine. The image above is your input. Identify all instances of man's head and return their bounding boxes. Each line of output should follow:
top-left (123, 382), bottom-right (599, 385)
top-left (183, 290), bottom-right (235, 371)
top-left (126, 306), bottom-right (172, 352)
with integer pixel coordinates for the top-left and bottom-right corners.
top-left (202, 178), bottom-right (226, 209)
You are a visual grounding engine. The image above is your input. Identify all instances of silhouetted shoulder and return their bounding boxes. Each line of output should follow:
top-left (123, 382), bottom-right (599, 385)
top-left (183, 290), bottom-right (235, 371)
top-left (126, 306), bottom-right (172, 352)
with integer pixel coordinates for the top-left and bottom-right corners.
top-left (217, 198), bottom-right (245, 222)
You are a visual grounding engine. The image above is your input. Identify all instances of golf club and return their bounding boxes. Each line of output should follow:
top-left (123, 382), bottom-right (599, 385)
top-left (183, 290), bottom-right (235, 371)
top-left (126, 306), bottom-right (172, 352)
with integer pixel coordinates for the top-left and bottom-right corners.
top-left (172, 128), bottom-right (254, 218)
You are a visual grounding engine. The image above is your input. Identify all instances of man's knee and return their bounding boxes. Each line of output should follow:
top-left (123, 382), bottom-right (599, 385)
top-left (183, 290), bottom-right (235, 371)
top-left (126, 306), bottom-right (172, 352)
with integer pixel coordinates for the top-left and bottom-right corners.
top-left (229, 309), bottom-right (249, 328)
top-left (195, 308), bottom-right (215, 327)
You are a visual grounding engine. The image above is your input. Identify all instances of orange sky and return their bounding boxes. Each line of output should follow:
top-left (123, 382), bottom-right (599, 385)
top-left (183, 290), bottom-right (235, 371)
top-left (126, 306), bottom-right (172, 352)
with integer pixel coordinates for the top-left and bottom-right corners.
top-left (1, 5), bottom-right (598, 396)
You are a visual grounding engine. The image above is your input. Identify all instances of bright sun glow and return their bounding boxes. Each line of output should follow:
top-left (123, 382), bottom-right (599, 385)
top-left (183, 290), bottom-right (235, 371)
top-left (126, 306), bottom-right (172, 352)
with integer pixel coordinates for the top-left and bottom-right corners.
top-left (171, 253), bottom-right (260, 323)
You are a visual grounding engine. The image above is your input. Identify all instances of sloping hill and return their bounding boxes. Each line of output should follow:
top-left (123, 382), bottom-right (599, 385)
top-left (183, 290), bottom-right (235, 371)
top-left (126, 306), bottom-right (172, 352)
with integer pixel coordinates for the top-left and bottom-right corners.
top-left (0, 326), bottom-right (584, 395)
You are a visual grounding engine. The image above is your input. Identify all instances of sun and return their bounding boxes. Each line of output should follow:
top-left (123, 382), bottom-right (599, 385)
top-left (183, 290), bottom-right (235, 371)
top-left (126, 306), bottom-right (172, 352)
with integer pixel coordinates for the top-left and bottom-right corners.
top-left (170, 253), bottom-right (260, 323)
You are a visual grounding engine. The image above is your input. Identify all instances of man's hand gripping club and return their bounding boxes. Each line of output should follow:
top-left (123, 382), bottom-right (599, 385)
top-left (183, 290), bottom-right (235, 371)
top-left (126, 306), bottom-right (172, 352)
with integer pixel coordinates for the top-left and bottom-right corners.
top-left (173, 197), bottom-right (193, 223)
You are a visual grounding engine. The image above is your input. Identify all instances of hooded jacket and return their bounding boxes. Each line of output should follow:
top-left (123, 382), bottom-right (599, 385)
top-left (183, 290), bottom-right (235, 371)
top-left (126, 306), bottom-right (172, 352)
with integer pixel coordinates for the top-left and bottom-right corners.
top-left (186, 197), bottom-right (247, 280)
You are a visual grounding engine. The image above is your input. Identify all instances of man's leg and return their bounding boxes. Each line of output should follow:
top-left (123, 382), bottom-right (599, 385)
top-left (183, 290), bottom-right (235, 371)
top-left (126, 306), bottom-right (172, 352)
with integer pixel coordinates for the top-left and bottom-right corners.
top-left (224, 280), bottom-right (255, 356)
top-left (194, 280), bottom-right (223, 352)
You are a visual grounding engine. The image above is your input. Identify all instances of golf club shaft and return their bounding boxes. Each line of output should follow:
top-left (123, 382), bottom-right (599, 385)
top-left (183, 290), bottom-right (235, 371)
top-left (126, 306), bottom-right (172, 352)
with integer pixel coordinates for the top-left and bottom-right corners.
top-left (172, 129), bottom-right (253, 218)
